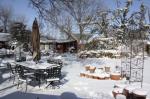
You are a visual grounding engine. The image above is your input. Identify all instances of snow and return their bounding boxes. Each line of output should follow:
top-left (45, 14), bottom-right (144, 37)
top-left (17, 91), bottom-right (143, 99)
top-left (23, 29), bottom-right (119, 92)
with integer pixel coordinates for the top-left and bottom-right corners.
top-left (124, 85), bottom-right (140, 93)
top-left (111, 72), bottom-right (121, 76)
top-left (0, 54), bottom-right (150, 99)
top-left (112, 88), bottom-right (123, 93)
top-left (116, 94), bottom-right (126, 99)
top-left (133, 88), bottom-right (148, 96)
top-left (114, 83), bottom-right (129, 88)
top-left (54, 56), bottom-right (62, 60)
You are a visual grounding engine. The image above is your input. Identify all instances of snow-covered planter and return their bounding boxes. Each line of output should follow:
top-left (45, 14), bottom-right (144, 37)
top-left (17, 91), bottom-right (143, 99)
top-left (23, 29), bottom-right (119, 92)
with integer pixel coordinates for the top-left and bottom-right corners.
top-left (85, 66), bottom-right (90, 71)
top-left (110, 72), bottom-right (121, 80)
top-left (80, 66), bottom-right (111, 80)
top-left (84, 66), bottom-right (96, 73)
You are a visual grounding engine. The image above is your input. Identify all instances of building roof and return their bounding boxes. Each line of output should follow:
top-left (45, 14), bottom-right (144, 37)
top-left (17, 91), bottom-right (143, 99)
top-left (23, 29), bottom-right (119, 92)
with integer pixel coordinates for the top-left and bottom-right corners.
top-left (74, 33), bottom-right (93, 40)
top-left (40, 35), bottom-right (56, 43)
top-left (0, 33), bottom-right (11, 41)
top-left (55, 39), bottom-right (76, 43)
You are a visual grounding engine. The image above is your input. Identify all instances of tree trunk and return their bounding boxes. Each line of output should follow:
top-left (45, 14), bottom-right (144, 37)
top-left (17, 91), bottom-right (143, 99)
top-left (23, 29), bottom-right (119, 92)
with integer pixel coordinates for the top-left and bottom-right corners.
top-left (4, 22), bottom-right (7, 33)
top-left (79, 25), bottom-right (83, 41)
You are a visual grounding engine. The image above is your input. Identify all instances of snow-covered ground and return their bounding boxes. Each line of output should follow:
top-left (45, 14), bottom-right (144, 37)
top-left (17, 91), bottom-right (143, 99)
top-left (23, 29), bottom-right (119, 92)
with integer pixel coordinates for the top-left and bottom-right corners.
top-left (0, 53), bottom-right (150, 99)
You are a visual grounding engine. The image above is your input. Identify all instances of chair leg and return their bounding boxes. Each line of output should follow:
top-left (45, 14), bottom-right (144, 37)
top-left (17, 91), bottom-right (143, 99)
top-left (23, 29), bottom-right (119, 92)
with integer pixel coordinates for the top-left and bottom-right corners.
top-left (56, 80), bottom-right (60, 89)
top-left (38, 80), bottom-right (41, 88)
top-left (25, 81), bottom-right (27, 92)
top-left (17, 81), bottom-right (20, 89)
top-left (45, 81), bottom-right (53, 88)
top-left (9, 74), bottom-right (12, 81)
top-left (13, 77), bottom-right (15, 84)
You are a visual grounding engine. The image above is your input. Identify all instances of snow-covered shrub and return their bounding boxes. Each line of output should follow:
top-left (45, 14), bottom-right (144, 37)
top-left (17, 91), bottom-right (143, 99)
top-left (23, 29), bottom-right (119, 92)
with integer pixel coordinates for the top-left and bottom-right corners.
top-left (85, 37), bottom-right (118, 50)
top-left (78, 50), bottom-right (121, 58)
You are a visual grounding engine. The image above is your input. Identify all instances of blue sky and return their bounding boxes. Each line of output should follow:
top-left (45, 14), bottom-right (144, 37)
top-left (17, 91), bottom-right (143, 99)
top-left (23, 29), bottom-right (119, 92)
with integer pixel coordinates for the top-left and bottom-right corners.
top-left (0, 0), bottom-right (150, 29)
top-left (0, 0), bottom-right (37, 28)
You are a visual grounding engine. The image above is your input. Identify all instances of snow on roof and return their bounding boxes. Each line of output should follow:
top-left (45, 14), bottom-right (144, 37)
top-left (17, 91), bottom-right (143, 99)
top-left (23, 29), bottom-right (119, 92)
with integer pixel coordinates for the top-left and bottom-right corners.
top-left (40, 40), bottom-right (55, 43)
top-left (40, 35), bottom-right (56, 43)
top-left (56, 39), bottom-right (76, 43)
top-left (40, 38), bottom-right (77, 44)
top-left (0, 33), bottom-right (11, 41)
top-left (88, 36), bottom-right (115, 43)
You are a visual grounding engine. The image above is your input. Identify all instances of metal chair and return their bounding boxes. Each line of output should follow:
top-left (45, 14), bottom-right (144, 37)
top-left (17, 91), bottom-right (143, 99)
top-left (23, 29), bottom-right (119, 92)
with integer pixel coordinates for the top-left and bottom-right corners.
top-left (45, 66), bottom-right (61, 89)
top-left (34, 69), bottom-right (47, 88)
top-left (7, 63), bottom-right (17, 84)
top-left (15, 65), bottom-right (34, 92)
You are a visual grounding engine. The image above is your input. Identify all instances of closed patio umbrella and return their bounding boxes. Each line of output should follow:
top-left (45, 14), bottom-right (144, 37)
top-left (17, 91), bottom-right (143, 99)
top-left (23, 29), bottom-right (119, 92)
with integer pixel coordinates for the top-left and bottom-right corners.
top-left (31, 18), bottom-right (41, 62)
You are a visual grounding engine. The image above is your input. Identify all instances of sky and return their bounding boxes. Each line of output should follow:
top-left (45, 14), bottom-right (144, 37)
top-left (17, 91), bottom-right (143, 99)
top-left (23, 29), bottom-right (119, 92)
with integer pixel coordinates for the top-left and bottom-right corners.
top-left (0, 0), bottom-right (150, 33)
top-left (0, 0), bottom-right (37, 28)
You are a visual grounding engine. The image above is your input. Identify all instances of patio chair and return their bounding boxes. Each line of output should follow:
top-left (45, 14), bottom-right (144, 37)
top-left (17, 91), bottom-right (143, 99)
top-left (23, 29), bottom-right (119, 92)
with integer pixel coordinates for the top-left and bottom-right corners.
top-left (34, 69), bottom-right (47, 88)
top-left (45, 66), bottom-right (61, 89)
top-left (0, 58), bottom-right (3, 67)
top-left (15, 65), bottom-right (34, 92)
top-left (7, 63), bottom-right (17, 83)
top-left (0, 58), bottom-right (2, 64)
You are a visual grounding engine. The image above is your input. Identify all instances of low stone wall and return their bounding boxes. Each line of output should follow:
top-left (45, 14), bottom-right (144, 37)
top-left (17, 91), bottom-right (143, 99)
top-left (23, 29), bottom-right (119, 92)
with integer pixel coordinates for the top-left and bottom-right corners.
top-left (78, 50), bottom-right (125, 59)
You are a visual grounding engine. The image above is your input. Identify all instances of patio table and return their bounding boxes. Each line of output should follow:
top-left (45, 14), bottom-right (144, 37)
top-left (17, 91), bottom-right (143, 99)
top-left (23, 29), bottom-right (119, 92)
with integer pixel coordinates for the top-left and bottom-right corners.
top-left (14, 61), bottom-right (61, 88)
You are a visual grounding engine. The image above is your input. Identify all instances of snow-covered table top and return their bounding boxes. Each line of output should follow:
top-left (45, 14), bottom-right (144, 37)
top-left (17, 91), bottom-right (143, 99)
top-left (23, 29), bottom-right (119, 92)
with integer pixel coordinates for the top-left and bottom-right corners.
top-left (124, 85), bottom-right (140, 93)
top-left (133, 88), bottom-right (148, 96)
top-left (15, 61), bottom-right (60, 70)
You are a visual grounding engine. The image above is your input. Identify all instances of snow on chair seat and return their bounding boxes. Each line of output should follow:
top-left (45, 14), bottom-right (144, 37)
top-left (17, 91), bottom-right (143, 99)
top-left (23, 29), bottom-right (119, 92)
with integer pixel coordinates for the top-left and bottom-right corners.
top-left (18, 78), bottom-right (31, 82)
top-left (46, 78), bottom-right (60, 82)
top-left (46, 78), bottom-right (60, 89)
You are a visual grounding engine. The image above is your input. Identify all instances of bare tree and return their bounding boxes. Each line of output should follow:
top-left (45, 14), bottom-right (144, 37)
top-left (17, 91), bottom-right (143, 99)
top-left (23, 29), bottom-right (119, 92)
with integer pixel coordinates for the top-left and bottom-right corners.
top-left (29, 0), bottom-right (104, 41)
top-left (0, 5), bottom-right (12, 32)
top-left (14, 15), bottom-right (28, 24)
top-left (59, 0), bottom-right (104, 40)
top-left (92, 10), bottom-right (110, 37)
top-left (29, 0), bottom-right (74, 39)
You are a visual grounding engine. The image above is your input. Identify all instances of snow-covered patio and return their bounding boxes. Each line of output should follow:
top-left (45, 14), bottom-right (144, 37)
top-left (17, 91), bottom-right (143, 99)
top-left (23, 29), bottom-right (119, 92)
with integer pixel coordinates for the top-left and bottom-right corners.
top-left (0, 54), bottom-right (150, 99)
